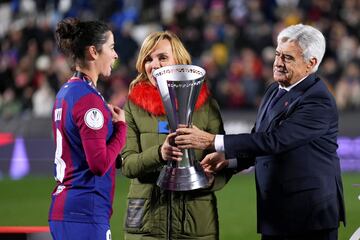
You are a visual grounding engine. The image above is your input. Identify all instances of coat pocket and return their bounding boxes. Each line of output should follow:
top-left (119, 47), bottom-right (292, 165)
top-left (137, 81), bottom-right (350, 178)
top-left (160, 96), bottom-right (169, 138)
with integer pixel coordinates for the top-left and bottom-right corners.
top-left (282, 176), bottom-right (321, 195)
top-left (183, 194), bottom-right (218, 237)
top-left (125, 199), bottom-right (146, 228)
top-left (124, 180), bottom-right (153, 234)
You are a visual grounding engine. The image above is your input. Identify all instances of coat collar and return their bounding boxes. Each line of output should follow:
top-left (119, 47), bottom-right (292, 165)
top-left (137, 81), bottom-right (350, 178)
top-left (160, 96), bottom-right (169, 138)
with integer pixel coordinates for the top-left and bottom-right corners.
top-left (256, 73), bottom-right (318, 131)
top-left (128, 81), bottom-right (210, 116)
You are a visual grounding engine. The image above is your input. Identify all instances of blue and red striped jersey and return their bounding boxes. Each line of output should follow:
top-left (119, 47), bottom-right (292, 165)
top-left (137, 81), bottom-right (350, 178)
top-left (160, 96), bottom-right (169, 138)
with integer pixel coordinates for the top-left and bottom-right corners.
top-left (48, 74), bottom-right (126, 224)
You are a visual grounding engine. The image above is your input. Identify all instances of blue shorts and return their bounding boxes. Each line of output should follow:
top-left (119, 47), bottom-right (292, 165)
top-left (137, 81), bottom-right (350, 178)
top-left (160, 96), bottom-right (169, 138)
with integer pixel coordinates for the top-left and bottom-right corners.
top-left (49, 221), bottom-right (111, 240)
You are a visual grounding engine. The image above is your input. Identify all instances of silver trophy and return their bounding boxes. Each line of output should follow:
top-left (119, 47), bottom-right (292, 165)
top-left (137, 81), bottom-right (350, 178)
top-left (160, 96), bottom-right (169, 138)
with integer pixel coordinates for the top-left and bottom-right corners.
top-left (153, 64), bottom-right (208, 191)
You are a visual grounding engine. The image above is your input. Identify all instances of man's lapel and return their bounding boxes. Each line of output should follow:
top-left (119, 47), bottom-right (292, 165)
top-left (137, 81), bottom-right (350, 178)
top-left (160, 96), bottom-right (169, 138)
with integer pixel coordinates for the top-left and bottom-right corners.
top-left (256, 74), bottom-right (318, 132)
top-left (255, 83), bottom-right (278, 131)
top-left (259, 92), bottom-right (291, 131)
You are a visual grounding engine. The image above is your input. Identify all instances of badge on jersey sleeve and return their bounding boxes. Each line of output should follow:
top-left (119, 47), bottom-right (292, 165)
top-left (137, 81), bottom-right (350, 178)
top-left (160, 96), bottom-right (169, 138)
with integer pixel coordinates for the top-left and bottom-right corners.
top-left (84, 108), bottom-right (104, 130)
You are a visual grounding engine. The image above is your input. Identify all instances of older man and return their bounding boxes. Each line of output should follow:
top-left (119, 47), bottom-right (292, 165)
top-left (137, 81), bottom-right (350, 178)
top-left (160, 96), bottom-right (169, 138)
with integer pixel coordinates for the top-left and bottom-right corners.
top-left (175, 24), bottom-right (345, 240)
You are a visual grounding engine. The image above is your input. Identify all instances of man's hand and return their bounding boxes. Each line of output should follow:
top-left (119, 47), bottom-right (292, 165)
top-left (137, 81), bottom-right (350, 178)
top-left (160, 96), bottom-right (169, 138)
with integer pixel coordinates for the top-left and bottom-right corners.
top-left (201, 152), bottom-right (228, 172)
top-left (161, 132), bottom-right (183, 161)
top-left (175, 125), bottom-right (215, 150)
top-left (205, 171), bottom-right (215, 188)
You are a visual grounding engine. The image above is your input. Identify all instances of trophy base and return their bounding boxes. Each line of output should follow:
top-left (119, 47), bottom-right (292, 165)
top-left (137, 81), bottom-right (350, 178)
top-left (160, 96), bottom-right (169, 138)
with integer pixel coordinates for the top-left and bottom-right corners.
top-left (156, 164), bottom-right (209, 191)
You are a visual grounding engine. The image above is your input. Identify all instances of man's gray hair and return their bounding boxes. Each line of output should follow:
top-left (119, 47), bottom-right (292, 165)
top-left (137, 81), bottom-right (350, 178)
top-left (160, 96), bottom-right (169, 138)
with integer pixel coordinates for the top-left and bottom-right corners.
top-left (277, 24), bottom-right (326, 73)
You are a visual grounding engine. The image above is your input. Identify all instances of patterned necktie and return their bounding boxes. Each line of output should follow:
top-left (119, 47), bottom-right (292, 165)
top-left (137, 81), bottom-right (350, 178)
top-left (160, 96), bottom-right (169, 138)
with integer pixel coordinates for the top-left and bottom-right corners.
top-left (268, 88), bottom-right (287, 109)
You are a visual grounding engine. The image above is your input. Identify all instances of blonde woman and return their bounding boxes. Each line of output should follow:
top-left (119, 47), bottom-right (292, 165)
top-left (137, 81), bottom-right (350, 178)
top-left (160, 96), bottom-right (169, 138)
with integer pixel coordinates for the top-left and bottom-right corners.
top-left (121, 31), bottom-right (232, 240)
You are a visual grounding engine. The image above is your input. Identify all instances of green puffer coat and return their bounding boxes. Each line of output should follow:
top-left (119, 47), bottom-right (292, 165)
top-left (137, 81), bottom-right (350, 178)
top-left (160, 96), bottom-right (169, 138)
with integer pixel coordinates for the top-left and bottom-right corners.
top-left (121, 82), bottom-right (232, 240)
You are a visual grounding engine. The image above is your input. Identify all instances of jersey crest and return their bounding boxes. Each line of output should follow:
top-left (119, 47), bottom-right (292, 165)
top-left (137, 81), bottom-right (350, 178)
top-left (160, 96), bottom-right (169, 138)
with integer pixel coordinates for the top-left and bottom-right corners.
top-left (84, 108), bottom-right (104, 130)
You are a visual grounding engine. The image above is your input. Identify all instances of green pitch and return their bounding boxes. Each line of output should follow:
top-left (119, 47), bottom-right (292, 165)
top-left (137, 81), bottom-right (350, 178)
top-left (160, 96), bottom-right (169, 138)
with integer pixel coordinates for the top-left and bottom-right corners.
top-left (0, 173), bottom-right (359, 240)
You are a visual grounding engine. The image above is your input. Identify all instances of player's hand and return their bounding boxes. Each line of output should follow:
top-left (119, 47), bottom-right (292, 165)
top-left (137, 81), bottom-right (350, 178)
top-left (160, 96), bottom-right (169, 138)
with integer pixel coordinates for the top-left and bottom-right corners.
top-left (108, 104), bottom-right (125, 123)
top-left (201, 152), bottom-right (228, 172)
top-left (161, 132), bottom-right (183, 162)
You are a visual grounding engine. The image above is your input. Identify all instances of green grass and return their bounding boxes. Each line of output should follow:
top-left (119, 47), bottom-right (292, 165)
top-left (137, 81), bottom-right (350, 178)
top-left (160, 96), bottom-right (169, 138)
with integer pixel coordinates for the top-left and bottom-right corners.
top-left (0, 173), bottom-right (359, 240)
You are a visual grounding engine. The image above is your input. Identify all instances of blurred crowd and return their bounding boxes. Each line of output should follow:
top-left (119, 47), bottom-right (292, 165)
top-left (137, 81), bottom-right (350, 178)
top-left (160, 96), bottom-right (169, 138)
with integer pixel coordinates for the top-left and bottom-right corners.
top-left (1, 0), bottom-right (360, 121)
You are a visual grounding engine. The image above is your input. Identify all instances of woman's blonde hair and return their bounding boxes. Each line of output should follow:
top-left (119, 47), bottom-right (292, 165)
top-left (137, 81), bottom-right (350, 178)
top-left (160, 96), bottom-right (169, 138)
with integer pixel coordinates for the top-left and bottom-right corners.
top-left (129, 31), bottom-right (191, 90)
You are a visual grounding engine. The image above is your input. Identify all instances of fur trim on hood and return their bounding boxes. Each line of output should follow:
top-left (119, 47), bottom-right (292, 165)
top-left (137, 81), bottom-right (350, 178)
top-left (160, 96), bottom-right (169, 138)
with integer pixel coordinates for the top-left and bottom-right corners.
top-left (128, 81), bottom-right (210, 116)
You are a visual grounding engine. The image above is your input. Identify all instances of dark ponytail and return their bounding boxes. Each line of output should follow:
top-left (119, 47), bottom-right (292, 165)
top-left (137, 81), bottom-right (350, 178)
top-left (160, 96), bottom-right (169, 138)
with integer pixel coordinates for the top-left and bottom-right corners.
top-left (55, 18), bottom-right (110, 64)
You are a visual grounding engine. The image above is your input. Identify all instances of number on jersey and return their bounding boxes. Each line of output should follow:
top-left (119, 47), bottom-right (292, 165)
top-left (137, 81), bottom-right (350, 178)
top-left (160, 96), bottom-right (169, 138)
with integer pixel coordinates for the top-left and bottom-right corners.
top-left (54, 129), bottom-right (66, 182)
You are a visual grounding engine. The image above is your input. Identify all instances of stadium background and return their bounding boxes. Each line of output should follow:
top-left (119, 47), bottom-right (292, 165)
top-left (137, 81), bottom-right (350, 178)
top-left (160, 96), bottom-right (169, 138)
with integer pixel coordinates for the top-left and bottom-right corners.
top-left (0, 0), bottom-right (359, 239)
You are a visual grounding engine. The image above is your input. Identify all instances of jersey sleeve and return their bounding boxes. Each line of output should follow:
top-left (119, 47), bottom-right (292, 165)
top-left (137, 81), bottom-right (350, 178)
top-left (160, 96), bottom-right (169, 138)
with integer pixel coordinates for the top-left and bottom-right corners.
top-left (72, 93), bottom-right (127, 176)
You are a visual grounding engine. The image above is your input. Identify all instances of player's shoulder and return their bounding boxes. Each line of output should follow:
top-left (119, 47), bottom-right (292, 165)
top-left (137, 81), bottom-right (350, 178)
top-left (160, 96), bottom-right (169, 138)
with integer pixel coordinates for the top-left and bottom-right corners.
top-left (67, 81), bottom-right (93, 95)
top-left (60, 82), bottom-right (98, 104)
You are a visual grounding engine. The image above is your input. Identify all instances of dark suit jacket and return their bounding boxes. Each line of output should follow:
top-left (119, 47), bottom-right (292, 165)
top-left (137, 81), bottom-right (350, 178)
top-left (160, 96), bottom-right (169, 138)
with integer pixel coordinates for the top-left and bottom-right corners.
top-left (224, 74), bottom-right (345, 235)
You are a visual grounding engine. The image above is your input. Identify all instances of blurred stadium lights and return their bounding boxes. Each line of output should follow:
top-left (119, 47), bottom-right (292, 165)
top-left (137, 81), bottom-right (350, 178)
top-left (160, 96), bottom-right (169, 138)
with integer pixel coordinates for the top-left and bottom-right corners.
top-left (9, 137), bottom-right (30, 180)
